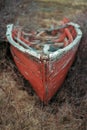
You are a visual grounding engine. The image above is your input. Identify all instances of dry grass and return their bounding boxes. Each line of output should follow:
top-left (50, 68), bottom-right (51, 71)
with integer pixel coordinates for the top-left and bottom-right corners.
top-left (0, 0), bottom-right (87, 130)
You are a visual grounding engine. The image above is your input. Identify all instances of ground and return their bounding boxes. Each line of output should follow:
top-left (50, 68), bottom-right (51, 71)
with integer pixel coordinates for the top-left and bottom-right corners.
top-left (0, 0), bottom-right (87, 130)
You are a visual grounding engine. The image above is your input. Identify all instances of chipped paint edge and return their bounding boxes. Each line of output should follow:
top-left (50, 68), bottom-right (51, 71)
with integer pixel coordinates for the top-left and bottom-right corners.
top-left (49, 22), bottom-right (82, 60)
top-left (6, 22), bottom-right (82, 60)
top-left (6, 24), bottom-right (41, 59)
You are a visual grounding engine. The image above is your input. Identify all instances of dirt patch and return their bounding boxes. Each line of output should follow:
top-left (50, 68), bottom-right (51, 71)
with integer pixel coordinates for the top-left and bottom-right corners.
top-left (0, 0), bottom-right (87, 130)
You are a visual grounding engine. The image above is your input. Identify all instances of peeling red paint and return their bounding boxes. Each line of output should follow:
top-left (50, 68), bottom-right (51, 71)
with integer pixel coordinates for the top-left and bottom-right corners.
top-left (10, 44), bottom-right (78, 103)
top-left (6, 21), bottom-right (82, 103)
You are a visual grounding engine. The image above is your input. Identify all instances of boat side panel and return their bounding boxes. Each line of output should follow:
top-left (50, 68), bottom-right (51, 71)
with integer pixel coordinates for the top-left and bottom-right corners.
top-left (46, 45), bottom-right (78, 102)
top-left (10, 46), bottom-right (45, 101)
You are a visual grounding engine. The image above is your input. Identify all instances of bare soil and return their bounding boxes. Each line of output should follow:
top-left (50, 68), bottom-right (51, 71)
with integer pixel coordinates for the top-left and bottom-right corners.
top-left (0, 0), bottom-right (87, 130)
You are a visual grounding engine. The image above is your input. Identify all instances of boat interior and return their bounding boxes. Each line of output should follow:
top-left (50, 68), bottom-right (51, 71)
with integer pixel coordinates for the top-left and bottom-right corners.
top-left (12, 23), bottom-right (77, 54)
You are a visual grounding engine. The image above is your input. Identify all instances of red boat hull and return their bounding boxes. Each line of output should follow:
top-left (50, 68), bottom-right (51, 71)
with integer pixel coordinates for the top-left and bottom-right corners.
top-left (10, 44), bottom-right (78, 103)
top-left (6, 21), bottom-right (82, 103)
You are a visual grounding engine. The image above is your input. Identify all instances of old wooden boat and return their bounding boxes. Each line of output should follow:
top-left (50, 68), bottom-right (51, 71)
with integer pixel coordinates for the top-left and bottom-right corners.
top-left (6, 19), bottom-right (82, 103)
